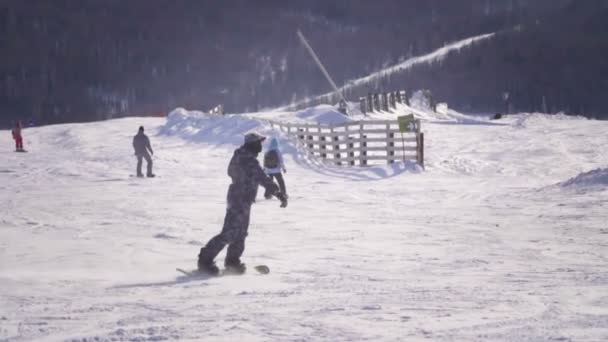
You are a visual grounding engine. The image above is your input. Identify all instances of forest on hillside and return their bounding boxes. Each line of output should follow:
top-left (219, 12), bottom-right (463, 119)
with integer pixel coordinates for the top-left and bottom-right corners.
top-left (396, 1), bottom-right (608, 117)
top-left (1, 0), bottom-right (606, 127)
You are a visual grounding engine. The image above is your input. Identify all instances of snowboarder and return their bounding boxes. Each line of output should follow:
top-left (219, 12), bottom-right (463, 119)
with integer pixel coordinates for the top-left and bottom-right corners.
top-left (197, 132), bottom-right (288, 275)
top-left (132, 126), bottom-right (155, 177)
top-left (11, 121), bottom-right (24, 152)
top-left (263, 137), bottom-right (287, 199)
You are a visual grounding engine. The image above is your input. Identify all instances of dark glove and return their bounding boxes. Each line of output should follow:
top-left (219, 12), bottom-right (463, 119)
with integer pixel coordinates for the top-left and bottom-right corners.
top-left (276, 192), bottom-right (288, 208)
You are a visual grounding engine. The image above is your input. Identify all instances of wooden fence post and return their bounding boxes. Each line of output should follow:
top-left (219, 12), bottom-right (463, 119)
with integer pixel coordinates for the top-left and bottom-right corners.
top-left (381, 93), bottom-right (389, 111)
top-left (387, 123), bottom-right (395, 164)
top-left (389, 92), bottom-right (397, 109)
top-left (332, 128), bottom-right (341, 166)
top-left (320, 134), bottom-right (327, 159)
top-left (359, 123), bottom-right (367, 166)
top-left (373, 93), bottom-right (380, 112)
top-left (348, 137), bottom-right (355, 166)
top-left (419, 132), bottom-right (424, 168)
top-left (361, 135), bottom-right (368, 166)
top-left (416, 131), bottom-right (425, 168)
top-left (359, 97), bottom-right (367, 114)
top-left (306, 126), bottom-right (313, 152)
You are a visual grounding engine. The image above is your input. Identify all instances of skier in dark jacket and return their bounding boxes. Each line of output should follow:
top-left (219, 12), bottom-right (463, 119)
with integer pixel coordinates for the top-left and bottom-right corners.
top-left (132, 126), bottom-right (155, 177)
top-left (197, 132), bottom-right (288, 275)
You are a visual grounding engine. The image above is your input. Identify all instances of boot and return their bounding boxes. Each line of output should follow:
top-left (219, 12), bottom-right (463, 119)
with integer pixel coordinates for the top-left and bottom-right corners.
top-left (224, 259), bottom-right (246, 275)
top-left (197, 253), bottom-right (220, 275)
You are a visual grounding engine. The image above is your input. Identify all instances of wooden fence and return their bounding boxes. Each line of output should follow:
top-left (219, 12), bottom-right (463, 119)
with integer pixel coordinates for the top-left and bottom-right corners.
top-left (359, 90), bottom-right (408, 114)
top-left (266, 119), bottom-right (424, 167)
top-left (359, 89), bottom-right (439, 114)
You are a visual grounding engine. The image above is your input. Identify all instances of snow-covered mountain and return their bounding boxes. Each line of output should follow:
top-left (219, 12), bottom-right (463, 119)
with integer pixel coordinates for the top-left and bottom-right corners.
top-left (1, 105), bottom-right (607, 341)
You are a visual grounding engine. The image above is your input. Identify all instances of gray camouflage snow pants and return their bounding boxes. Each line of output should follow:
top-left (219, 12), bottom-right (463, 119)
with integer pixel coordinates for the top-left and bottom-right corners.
top-left (199, 202), bottom-right (251, 265)
top-left (136, 152), bottom-right (153, 176)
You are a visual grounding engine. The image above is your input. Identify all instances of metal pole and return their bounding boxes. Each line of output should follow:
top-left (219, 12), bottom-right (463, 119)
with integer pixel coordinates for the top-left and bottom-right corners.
top-left (297, 30), bottom-right (347, 105)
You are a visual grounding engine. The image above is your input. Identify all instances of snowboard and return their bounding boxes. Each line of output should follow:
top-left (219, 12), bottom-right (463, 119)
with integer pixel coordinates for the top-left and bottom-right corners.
top-left (15, 149), bottom-right (28, 153)
top-left (176, 265), bottom-right (269, 277)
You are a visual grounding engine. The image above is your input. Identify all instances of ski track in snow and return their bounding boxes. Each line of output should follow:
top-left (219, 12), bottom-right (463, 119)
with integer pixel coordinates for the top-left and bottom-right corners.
top-left (1, 107), bottom-right (607, 341)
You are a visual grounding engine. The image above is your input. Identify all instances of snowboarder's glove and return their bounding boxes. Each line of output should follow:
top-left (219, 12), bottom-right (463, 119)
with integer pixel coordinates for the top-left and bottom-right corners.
top-left (277, 192), bottom-right (288, 208)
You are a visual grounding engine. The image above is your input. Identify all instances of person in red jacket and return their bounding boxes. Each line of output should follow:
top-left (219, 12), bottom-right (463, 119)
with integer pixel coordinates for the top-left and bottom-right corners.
top-left (11, 121), bottom-right (24, 152)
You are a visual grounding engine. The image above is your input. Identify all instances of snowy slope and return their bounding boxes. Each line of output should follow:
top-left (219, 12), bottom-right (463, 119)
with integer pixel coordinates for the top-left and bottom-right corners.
top-left (1, 107), bottom-right (607, 341)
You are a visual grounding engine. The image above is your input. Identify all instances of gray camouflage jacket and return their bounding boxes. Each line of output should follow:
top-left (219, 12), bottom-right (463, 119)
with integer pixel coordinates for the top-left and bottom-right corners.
top-left (133, 132), bottom-right (153, 155)
top-left (227, 146), bottom-right (278, 205)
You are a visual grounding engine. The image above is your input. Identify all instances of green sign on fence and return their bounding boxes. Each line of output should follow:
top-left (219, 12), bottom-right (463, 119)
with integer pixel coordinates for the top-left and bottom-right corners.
top-left (398, 114), bottom-right (417, 132)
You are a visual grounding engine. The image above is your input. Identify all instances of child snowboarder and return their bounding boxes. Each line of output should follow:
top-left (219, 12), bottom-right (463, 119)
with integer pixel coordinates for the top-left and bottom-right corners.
top-left (132, 126), bottom-right (155, 177)
top-left (197, 132), bottom-right (288, 275)
top-left (263, 137), bottom-right (287, 199)
top-left (11, 121), bottom-right (24, 152)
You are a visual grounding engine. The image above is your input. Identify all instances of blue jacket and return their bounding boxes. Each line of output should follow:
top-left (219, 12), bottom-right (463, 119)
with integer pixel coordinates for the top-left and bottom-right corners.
top-left (263, 138), bottom-right (285, 174)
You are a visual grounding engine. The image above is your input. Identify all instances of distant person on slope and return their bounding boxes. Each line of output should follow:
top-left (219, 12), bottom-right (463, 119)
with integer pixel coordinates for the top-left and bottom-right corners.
top-left (11, 120), bottom-right (24, 152)
top-left (263, 137), bottom-right (287, 199)
top-left (197, 132), bottom-right (288, 275)
top-left (132, 126), bottom-right (155, 177)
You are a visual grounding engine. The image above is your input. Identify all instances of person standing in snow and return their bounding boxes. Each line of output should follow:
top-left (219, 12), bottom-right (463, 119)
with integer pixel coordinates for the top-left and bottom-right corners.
top-left (197, 132), bottom-right (288, 275)
top-left (263, 137), bottom-right (287, 199)
top-left (132, 126), bottom-right (155, 177)
top-left (11, 120), bottom-right (24, 152)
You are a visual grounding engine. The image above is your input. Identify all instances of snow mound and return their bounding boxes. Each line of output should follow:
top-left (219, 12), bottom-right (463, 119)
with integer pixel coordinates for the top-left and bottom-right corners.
top-left (513, 112), bottom-right (587, 128)
top-left (396, 101), bottom-right (491, 125)
top-left (160, 106), bottom-right (351, 146)
top-left (560, 168), bottom-right (608, 189)
top-left (159, 107), bottom-right (264, 145)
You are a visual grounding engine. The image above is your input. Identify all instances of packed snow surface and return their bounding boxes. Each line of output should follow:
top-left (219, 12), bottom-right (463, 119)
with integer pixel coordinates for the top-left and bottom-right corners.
top-left (1, 106), bottom-right (607, 341)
